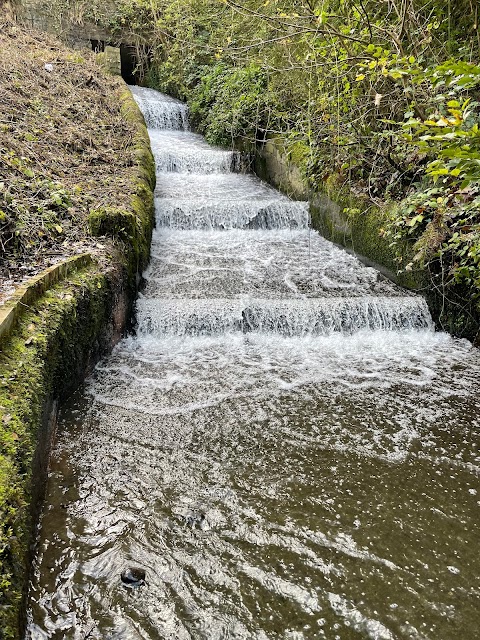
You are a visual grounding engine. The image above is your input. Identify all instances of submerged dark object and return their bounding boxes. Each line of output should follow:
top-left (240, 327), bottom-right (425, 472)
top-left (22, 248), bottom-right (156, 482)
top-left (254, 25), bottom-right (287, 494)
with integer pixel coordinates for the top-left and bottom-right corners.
top-left (185, 511), bottom-right (206, 528)
top-left (121, 567), bottom-right (146, 588)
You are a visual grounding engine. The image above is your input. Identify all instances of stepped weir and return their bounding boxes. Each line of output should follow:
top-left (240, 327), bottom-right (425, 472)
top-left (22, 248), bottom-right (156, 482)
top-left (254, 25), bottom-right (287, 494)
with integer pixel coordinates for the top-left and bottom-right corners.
top-left (26, 87), bottom-right (480, 640)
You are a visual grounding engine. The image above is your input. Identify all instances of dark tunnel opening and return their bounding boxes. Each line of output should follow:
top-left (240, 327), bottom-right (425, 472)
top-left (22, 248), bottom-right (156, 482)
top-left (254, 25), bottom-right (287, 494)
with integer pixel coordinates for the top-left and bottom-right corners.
top-left (120, 44), bottom-right (137, 85)
top-left (90, 40), bottom-right (151, 85)
top-left (120, 44), bottom-right (152, 85)
top-left (120, 44), bottom-right (152, 84)
top-left (90, 39), bottom-right (105, 53)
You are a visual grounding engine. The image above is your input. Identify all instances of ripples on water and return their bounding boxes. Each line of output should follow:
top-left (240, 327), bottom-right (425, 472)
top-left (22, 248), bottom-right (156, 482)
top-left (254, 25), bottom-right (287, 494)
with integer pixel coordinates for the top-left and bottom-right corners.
top-left (25, 87), bottom-right (480, 640)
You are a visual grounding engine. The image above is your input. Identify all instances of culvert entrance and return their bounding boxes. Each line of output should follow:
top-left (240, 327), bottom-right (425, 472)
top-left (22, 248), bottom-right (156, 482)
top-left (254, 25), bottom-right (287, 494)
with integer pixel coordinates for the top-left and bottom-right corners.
top-left (120, 44), bottom-right (151, 85)
top-left (90, 39), bottom-right (151, 84)
top-left (120, 44), bottom-right (137, 84)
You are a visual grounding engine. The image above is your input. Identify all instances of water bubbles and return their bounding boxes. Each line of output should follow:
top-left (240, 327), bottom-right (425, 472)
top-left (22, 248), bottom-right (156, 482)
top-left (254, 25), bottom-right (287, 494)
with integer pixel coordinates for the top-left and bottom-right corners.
top-left (447, 566), bottom-right (460, 574)
top-left (26, 86), bottom-right (480, 640)
top-left (130, 86), bottom-right (189, 130)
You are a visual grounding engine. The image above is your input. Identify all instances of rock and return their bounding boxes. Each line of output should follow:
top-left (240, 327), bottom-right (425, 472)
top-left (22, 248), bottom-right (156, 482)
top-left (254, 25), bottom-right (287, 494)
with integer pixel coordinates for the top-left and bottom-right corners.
top-left (121, 567), bottom-right (146, 588)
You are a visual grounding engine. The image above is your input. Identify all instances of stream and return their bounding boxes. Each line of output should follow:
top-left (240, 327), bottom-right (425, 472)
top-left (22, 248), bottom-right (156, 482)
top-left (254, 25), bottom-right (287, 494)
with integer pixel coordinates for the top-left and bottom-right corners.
top-left (25, 86), bottom-right (480, 640)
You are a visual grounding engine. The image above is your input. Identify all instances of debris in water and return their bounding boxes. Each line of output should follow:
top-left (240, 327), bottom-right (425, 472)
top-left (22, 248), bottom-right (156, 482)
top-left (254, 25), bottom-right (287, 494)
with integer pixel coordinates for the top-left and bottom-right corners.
top-left (121, 567), bottom-right (146, 588)
top-left (185, 511), bottom-right (206, 529)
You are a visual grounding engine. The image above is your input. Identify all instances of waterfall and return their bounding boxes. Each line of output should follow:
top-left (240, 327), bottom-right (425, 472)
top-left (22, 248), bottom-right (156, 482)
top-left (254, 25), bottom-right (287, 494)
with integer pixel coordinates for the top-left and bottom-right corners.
top-left (131, 85), bottom-right (433, 337)
top-left (136, 297), bottom-right (432, 337)
top-left (130, 86), bottom-right (189, 130)
top-left (149, 130), bottom-right (242, 173)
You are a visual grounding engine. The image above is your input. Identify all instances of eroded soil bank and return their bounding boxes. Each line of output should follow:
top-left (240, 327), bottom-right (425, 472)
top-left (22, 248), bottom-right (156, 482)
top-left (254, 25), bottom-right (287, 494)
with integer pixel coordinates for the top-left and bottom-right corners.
top-left (0, 22), bottom-right (150, 300)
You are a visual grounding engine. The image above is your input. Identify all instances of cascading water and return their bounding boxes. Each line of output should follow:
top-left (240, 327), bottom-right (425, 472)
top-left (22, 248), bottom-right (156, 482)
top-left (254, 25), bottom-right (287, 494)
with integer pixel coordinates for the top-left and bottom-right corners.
top-left (26, 87), bottom-right (480, 640)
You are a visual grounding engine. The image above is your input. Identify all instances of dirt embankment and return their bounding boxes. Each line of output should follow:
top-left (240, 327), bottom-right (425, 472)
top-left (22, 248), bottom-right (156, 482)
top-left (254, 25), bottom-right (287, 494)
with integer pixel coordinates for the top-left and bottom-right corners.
top-left (0, 21), bottom-right (137, 301)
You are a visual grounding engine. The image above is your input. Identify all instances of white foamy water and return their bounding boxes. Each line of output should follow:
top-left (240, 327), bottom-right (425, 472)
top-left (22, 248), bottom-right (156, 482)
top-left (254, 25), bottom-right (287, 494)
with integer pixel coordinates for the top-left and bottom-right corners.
top-left (131, 85), bottom-right (189, 130)
top-left (154, 173), bottom-right (310, 230)
top-left (136, 297), bottom-right (432, 337)
top-left (149, 130), bottom-right (240, 173)
top-left (26, 86), bottom-right (480, 640)
top-left (143, 229), bottom-right (410, 299)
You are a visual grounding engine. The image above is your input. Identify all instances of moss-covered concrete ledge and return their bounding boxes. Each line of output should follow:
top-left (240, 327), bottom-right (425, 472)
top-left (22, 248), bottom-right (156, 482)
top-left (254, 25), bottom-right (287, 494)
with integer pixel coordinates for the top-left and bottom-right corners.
top-left (0, 254), bottom-right (92, 345)
top-left (251, 137), bottom-right (480, 343)
top-left (0, 85), bottom-right (155, 639)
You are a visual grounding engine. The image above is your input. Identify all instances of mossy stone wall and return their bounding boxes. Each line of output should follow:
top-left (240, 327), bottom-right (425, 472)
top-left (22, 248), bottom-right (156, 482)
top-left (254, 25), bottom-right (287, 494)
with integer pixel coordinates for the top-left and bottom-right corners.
top-left (96, 46), bottom-right (122, 76)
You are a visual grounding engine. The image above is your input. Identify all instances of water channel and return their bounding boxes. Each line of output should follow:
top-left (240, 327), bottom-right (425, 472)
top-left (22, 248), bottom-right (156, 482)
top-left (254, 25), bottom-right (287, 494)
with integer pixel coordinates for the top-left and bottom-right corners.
top-left (26, 87), bottom-right (480, 639)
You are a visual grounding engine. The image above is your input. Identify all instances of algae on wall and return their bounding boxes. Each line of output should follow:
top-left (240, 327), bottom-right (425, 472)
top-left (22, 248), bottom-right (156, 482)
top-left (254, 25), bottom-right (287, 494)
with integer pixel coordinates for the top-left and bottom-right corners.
top-left (0, 265), bottom-right (116, 637)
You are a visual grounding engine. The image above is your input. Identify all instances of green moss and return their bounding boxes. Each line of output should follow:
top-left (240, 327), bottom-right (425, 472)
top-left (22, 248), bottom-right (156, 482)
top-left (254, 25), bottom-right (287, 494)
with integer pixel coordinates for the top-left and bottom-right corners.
top-left (0, 265), bottom-right (111, 637)
top-left (287, 141), bottom-right (309, 168)
top-left (86, 89), bottom-right (155, 290)
top-left (88, 205), bottom-right (140, 249)
top-left (313, 178), bottom-right (418, 287)
top-left (118, 88), bottom-right (155, 283)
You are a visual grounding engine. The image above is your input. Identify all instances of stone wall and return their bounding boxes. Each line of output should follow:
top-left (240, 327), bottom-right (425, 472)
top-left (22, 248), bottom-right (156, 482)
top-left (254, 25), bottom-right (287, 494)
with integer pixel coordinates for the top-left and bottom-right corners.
top-left (18, 0), bottom-right (149, 51)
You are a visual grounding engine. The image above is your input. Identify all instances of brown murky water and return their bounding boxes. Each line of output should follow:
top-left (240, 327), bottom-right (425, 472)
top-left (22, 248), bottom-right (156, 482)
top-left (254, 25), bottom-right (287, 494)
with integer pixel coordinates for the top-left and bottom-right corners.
top-left (25, 88), bottom-right (480, 640)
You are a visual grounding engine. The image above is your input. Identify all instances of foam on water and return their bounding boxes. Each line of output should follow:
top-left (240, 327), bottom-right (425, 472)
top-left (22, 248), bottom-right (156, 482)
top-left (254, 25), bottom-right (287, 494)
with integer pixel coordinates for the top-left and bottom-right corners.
top-left (153, 170), bottom-right (310, 229)
top-left (136, 297), bottom-right (432, 337)
top-left (149, 130), bottom-right (240, 173)
top-left (143, 229), bottom-right (414, 300)
top-left (155, 198), bottom-right (310, 230)
top-left (131, 85), bottom-right (189, 130)
top-left (87, 329), bottom-right (479, 416)
top-left (154, 172), bottom-right (290, 199)
top-left (25, 88), bottom-right (480, 640)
